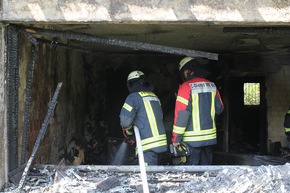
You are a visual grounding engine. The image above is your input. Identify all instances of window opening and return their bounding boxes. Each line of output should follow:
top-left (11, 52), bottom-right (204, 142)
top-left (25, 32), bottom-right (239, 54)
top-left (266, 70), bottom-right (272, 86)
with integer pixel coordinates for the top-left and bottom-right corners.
top-left (243, 83), bottom-right (260, 105)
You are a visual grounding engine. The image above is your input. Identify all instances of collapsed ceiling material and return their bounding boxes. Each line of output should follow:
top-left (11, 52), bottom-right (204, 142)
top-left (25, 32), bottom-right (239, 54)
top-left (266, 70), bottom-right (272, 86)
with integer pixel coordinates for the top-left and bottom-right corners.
top-left (3, 164), bottom-right (290, 192)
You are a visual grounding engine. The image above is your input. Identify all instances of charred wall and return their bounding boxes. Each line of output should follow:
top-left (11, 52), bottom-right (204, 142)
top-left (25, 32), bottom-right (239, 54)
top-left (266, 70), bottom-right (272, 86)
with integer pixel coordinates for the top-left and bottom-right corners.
top-left (17, 33), bottom-right (86, 165)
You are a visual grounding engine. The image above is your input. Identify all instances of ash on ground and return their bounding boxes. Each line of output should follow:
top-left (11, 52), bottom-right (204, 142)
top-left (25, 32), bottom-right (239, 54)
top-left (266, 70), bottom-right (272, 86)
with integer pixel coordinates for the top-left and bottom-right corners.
top-left (3, 163), bottom-right (290, 193)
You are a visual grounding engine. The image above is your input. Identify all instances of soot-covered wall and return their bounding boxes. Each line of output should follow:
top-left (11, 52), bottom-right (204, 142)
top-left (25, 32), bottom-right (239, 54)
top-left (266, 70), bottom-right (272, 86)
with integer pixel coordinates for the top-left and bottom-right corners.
top-left (18, 35), bottom-right (86, 164)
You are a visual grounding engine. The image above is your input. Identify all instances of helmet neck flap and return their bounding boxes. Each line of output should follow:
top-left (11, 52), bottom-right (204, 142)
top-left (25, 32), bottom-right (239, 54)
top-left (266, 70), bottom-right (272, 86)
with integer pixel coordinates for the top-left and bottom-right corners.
top-left (127, 73), bottom-right (154, 93)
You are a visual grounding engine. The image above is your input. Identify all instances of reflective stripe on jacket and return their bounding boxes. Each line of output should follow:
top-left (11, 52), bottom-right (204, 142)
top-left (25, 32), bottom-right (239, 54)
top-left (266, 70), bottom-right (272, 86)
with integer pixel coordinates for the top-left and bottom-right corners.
top-left (172, 77), bottom-right (224, 147)
top-left (284, 110), bottom-right (290, 133)
top-left (120, 91), bottom-right (167, 153)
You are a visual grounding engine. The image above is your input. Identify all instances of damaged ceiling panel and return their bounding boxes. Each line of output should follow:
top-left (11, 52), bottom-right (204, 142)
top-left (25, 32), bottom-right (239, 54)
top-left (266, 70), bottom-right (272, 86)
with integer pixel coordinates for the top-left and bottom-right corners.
top-left (15, 23), bottom-right (290, 61)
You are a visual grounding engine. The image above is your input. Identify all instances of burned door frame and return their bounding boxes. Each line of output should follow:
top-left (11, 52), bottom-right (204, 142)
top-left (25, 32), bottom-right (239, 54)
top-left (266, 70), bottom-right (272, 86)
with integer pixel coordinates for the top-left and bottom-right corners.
top-left (228, 76), bottom-right (267, 154)
top-left (7, 26), bottom-right (20, 172)
top-left (0, 23), bottom-right (9, 187)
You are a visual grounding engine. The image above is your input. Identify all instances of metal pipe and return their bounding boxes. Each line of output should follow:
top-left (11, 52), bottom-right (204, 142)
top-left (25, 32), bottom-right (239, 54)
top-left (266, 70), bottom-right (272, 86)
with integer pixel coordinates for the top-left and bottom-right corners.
top-left (16, 25), bottom-right (218, 60)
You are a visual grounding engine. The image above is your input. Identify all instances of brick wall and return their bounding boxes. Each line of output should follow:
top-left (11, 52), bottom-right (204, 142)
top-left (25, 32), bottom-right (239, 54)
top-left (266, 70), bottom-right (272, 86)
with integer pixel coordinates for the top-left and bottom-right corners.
top-left (266, 65), bottom-right (290, 148)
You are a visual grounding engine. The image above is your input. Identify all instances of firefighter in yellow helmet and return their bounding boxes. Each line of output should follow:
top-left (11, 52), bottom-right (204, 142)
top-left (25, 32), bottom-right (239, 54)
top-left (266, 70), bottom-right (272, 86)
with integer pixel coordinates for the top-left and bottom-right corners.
top-left (172, 57), bottom-right (224, 165)
top-left (120, 70), bottom-right (167, 165)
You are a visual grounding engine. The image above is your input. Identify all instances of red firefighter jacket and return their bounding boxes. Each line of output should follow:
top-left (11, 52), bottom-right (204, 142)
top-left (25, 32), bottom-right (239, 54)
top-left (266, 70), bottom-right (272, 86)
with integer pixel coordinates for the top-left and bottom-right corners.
top-left (172, 77), bottom-right (224, 147)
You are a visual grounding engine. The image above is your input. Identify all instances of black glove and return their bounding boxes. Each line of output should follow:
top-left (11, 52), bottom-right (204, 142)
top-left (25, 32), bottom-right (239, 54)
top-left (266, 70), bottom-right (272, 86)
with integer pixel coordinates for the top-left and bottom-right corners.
top-left (122, 129), bottom-right (136, 145)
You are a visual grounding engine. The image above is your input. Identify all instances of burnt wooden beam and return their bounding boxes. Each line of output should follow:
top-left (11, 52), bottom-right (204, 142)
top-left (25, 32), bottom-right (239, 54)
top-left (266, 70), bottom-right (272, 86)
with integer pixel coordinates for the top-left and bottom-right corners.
top-left (14, 24), bottom-right (218, 60)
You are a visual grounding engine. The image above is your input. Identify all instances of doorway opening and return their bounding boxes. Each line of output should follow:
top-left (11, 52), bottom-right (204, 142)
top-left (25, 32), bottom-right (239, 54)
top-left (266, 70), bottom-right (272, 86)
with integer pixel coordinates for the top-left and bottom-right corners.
top-left (228, 77), bottom-right (267, 154)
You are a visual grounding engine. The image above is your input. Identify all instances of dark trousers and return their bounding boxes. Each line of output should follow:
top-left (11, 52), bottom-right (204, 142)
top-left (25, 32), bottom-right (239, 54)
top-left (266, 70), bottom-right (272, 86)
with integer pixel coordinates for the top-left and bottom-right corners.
top-left (186, 146), bottom-right (213, 165)
top-left (143, 150), bottom-right (160, 165)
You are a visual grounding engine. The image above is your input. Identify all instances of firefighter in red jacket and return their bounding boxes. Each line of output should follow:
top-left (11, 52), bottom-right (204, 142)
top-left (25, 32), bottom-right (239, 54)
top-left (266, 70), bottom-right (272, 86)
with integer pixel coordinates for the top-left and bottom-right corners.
top-left (172, 57), bottom-right (224, 165)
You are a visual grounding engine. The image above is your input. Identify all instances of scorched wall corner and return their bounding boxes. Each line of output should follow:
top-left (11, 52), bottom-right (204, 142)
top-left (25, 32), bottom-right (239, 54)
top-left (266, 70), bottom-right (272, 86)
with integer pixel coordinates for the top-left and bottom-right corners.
top-left (0, 23), bottom-right (8, 189)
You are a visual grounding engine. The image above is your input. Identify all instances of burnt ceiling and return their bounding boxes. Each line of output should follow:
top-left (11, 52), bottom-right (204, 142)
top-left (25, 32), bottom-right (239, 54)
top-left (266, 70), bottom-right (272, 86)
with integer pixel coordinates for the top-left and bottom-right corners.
top-left (15, 23), bottom-right (290, 64)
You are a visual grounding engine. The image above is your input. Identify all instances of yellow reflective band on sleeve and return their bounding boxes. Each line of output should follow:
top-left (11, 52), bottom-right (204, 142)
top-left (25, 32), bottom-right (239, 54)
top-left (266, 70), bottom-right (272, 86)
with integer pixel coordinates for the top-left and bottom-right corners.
top-left (176, 96), bottom-right (188, 105)
top-left (285, 128), bottom-right (290, 132)
top-left (123, 103), bottom-right (133, 112)
top-left (173, 125), bottom-right (186, 134)
top-left (183, 133), bottom-right (216, 142)
top-left (183, 128), bottom-right (216, 136)
top-left (125, 129), bottom-right (133, 135)
top-left (192, 93), bottom-right (200, 131)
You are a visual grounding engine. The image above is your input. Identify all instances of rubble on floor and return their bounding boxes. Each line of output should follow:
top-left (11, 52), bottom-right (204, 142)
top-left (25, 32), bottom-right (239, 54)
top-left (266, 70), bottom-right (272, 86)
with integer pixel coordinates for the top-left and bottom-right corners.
top-left (2, 163), bottom-right (290, 193)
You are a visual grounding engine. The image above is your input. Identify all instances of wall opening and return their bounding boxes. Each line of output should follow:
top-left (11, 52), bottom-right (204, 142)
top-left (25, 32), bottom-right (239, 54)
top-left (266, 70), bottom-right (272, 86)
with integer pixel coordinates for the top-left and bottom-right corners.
top-left (228, 77), bottom-right (267, 154)
top-left (244, 82), bottom-right (260, 106)
top-left (9, 23), bottom-right (290, 171)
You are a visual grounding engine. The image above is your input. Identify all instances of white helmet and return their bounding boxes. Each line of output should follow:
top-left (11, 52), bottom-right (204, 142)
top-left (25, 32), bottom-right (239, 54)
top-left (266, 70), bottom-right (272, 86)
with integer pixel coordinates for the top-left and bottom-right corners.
top-left (127, 70), bottom-right (145, 82)
top-left (179, 57), bottom-right (194, 71)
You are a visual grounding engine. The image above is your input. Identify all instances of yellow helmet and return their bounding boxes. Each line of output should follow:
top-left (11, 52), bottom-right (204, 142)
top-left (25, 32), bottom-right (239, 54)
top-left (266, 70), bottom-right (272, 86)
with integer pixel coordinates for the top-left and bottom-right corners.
top-left (179, 57), bottom-right (194, 71)
top-left (127, 70), bottom-right (145, 82)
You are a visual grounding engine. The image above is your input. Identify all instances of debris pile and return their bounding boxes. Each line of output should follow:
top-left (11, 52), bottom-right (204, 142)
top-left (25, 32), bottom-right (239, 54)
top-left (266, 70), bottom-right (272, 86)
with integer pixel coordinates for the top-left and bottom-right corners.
top-left (3, 163), bottom-right (290, 192)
